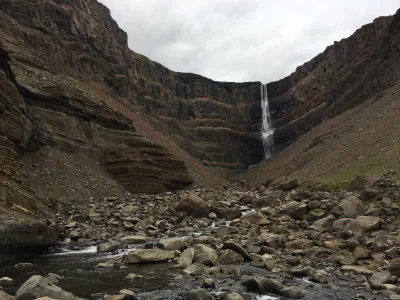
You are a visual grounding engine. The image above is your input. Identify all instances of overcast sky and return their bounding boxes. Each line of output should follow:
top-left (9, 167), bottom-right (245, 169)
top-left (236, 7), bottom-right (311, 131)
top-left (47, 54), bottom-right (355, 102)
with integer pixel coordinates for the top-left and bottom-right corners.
top-left (98, 0), bottom-right (399, 83)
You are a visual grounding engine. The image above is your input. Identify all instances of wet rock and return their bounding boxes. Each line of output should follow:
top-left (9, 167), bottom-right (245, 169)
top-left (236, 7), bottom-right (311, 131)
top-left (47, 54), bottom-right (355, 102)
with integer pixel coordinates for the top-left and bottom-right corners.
top-left (0, 277), bottom-right (13, 283)
top-left (281, 286), bottom-right (302, 298)
top-left (119, 289), bottom-right (136, 296)
top-left (183, 263), bottom-right (207, 276)
top-left (339, 195), bottom-right (366, 218)
top-left (239, 211), bottom-right (269, 226)
top-left (219, 265), bottom-right (241, 278)
top-left (120, 235), bottom-right (147, 244)
top-left (125, 274), bottom-right (144, 280)
top-left (96, 260), bottom-right (115, 268)
top-left (242, 277), bottom-right (264, 293)
top-left (187, 288), bottom-right (213, 300)
top-left (219, 249), bottom-right (244, 265)
top-left (311, 270), bottom-right (328, 283)
top-left (45, 274), bottom-right (60, 284)
top-left (177, 247), bottom-right (195, 268)
top-left (369, 271), bottom-right (391, 289)
top-left (97, 241), bottom-right (123, 253)
top-left (389, 258), bottom-right (400, 276)
top-left (14, 263), bottom-right (34, 268)
top-left (221, 292), bottom-right (244, 300)
top-left (202, 278), bottom-right (215, 289)
top-left (124, 249), bottom-right (175, 263)
top-left (175, 193), bottom-right (208, 218)
top-left (193, 244), bottom-right (219, 266)
top-left (109, 294), bottom-right (136, 300)
top-left (223, 241), bottom-right (250, 260)
top-left (15, 275), bottom-right (80, 300)
top-left (158, 238), bottom-right (186, 251)
top-left (260, 277), bottom-right (283, 294)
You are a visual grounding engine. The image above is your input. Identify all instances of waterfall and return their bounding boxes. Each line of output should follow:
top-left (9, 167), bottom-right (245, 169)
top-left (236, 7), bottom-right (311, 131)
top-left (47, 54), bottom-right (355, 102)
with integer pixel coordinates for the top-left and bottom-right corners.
top-left (261, 84), bottom-right (274, 159)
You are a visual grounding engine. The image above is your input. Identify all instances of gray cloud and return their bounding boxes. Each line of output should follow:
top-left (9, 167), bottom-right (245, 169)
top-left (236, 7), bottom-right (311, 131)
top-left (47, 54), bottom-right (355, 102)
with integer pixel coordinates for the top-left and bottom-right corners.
top-left (98, 0), bottom-right (399, 83)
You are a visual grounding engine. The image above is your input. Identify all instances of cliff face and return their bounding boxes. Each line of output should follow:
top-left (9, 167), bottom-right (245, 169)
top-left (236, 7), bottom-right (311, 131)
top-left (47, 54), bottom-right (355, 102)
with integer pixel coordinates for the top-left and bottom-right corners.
top-left (245, 9), bottom-right (400, 185)
top-left (0, 0), bottom-right (263, 176)
top-left (267, 13), bottom-right (398, 149)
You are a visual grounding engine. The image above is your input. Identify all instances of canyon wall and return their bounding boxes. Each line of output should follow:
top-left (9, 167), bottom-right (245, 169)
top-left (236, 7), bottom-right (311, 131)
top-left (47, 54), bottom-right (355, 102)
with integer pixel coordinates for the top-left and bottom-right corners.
top-left (0, 0), bottom-right (263, 176)
top-left (267, 13), bottom-right (399, 149)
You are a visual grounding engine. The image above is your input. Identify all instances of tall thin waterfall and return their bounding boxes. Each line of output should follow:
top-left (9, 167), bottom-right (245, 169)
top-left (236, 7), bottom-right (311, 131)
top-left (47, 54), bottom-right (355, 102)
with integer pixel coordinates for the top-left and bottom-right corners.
top-left (261, 84), bottom-right (274, 159)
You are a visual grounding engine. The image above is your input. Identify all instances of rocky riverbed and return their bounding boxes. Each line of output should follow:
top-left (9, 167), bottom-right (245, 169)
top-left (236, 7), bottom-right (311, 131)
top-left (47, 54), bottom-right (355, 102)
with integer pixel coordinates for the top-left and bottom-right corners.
top-left (1, 173), bottom-right (400, 300)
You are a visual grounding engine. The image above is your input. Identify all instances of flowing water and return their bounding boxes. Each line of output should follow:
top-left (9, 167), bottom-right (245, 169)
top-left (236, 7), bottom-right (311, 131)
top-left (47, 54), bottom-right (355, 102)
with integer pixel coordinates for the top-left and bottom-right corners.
top-left (261, 84), bottom-right (274, 159)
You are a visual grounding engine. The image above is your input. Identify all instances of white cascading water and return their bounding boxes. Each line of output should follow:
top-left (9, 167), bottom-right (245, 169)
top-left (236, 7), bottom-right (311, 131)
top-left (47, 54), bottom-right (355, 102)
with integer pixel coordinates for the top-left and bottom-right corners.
top-left (261, 84), bottom-right (274, 159)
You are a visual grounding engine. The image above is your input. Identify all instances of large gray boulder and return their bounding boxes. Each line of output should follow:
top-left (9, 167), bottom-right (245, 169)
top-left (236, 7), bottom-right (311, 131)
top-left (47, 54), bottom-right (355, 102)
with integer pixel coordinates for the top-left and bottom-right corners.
top-left (193, 244), bottom-right (219, 266)
top-left (15, 275), bottom-right (80, 300)
top-left (177, 247), bottom-right (195, 268)
top-left (0, 220), bottom-right (57, 258)
top-left (338, 195), bottom-right (366, 218)
top-left (348, 174), bottom-right (379, 191)
top-left (343, 216), bottom-right (381, 234)
top-left (124, 249), bottom-right (175, 264)
top-left (158, 238), bottom-right (186, 251)
top-left (97, 241), bottom-right (123, 253)
top-left (187, 289), bottom-right (213, 300)
top-left (175, 193), bottom-right (208, 218)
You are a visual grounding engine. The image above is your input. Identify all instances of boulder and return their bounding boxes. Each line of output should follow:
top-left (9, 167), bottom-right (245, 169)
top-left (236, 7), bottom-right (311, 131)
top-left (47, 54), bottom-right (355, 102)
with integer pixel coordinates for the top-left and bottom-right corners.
top-left (223, 241), bottom-right (250, 260)
top-left (97, 241), bottom-right (123, 253)
top-left (281, 286), bottom-right (302, 298)
top-left (0, 220), bottom-right (57, 257)
top-left (158, 238), bottom-right (185, 251)
top-left (0, 290), bottom-right (13, 300)
top-left (339, 196), bottom-right (366, 218)
top-left (15, 275), bottom-right (79, 300)
top-left (260, 278), bottom-right (283, 294)
top-left (177, 247), bottom-right (195, 268)
top-left (219, 249), bottom-right (244, 265)
top-left (276, 178), bottom-right (299, 191)
top-left (183, 263), bottom-right (207, 276)
top-left (285, 239), bottom-right (314, 250)
top-left (310, 215), bottom-right (336, 231)
top-left (124, 249), bottom-right (175, 264)
top-left (353, 246), bottom-right (371, 260)
top-left (193, 244), bottom-right (219, 266)
top-left (120, 235), bottom-right (147, 244)
top-left (343, 216), bottom-right (381, 234)
top-left (241, 277), bottom-right (264, 293)
top-left (239, 211), bottom-right (269, 226)
top-left (187, 289), bottom-right (213, 300)
top-left (369, 271), bottom-right (391, 289)
top-left (219, 208), bottom-right (242, 221)
top-left (175, 193), bottom-right (208, 218)
top-left (221, 292), bottom-right (244, 300)
top-left (348, 174), bottom-right (379, 191)
top-left (279, 201), bottom-right (307, 220)
top-left (389, 258), bottom-right (400, 276)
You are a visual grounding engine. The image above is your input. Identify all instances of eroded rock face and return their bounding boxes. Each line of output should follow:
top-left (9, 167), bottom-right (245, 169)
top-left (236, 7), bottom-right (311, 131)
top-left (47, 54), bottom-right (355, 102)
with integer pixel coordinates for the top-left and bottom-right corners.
top-left (267, 12), bottom-right (399, 150)
top-left (0, 0), bottom-right (263, 175)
